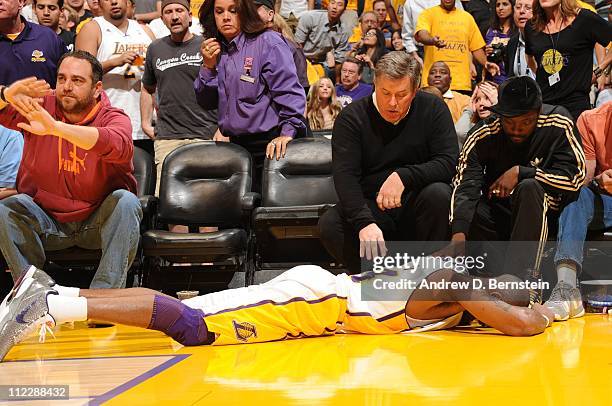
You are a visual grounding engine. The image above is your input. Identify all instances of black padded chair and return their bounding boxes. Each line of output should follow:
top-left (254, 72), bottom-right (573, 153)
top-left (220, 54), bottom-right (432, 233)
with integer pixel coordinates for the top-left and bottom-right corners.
top-left (43, 146), bottom-right (155, 287)
top-left (251, 137), bottom-right (338, 282)
top-left (141, 141), bottom-right (259, 291)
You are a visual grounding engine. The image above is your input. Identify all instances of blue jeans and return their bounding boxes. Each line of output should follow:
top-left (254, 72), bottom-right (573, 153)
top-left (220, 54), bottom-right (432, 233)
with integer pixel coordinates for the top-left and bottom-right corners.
top-left (0, 190), bottom-right (142, 288)
top-left (554, 186), bottom-right (612, 268)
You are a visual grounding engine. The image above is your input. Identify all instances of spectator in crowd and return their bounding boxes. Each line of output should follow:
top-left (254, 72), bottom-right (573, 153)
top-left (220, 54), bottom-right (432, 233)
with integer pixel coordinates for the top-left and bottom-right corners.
top-left (348, 10), bottom-right (377, 45)
top-left (86, 0), bottom-right (102, 16)
top-left (335, 57), bottom-right (373, 107)
top-left (450, 77), bottom-right (585, 297)
top-left (294, 0), bottom-right (350, 79)
top-left (76, 0), bottom-right (155, 151)
top-left (463, 0), bottom-right (492, 39)
top-left (347, 28), bottom-right (388, 83)
top-left (525, 0), bottom-right (612, 121)
top-left (62, 3), bottom-right (79, 31)
top-left (66, 0), bottom-right (93, 27)
top-left (276, 0), bottom-right (313, 33)
top-left (306, 77), bottom-right (342, 130)
top-left (0, 0), bottom-right (68, 88)
top-left (545, 101), bottom-right (611, 320)
top-left (0, 125), bottom-right (23, 200)
top-left (504, 0), bottom-right (535, 79)
top-left (391, 29), bottom-right (404, 50)
top-left (256, 0), bottom-right (309, 92)
top-left (0, 53), bottom-right (142, 288)
top-left (319, 52), bottom-right (458, 273)
top-left (194, 0), bottom-right (307, 192)
top-left (415, 0), bottom-right (500, 95)
top-left (426, 61), bottom-right (471, 122)
top-left (20, 0), bottom-right (38, 22)
top-left (141, 0), bottom-right (217, 197)
top-left (134, 0), bottom-right (160, 23)
top-left (454, 80), bottom-right (498, 148)
top-left (34, 0), bottom-right (76, 51)
top-left (373, 0), bottom-right (399, 47)
top-left (401, 0), bottom-right (462, 64)
top-left (484, 0), bottom-right (516, 84)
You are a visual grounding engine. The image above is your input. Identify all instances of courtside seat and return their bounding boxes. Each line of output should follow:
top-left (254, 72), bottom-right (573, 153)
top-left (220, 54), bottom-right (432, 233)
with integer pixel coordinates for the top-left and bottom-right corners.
top-left (142, 142), bottom-right (258, 291)
top-left (43, 146), bottom-right (155, 287)
top-left (251, 138), bottom-right (339, 281)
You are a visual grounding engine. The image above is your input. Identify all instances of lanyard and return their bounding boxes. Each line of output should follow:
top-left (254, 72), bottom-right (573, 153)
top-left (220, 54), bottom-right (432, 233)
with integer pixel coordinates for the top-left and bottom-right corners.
top-left (545, 19), bottom-right (563, 67)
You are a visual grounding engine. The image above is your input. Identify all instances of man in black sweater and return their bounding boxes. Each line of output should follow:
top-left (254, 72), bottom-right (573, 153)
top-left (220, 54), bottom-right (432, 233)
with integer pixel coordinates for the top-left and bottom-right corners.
top-left (450, 76), bottom-right (585, 301)
top-left (318, 51), bottom-right (459, 273)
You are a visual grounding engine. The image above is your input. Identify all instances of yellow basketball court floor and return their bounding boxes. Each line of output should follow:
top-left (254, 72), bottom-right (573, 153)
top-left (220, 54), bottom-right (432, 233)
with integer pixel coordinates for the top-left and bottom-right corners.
top-left (1, 314), bottom-right (610, 405)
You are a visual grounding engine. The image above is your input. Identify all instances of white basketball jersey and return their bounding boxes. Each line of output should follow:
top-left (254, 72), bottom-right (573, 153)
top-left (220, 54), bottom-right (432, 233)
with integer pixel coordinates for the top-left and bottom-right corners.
top-left (94, 17), bottom-right (152, 140)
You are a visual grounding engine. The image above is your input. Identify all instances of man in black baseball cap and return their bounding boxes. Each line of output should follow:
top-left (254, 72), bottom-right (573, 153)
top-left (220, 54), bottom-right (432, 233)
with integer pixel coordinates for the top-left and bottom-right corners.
top-left (449, 76), bottom-right (586, 302)
top-left (254, 0), bottom-right (276, 26)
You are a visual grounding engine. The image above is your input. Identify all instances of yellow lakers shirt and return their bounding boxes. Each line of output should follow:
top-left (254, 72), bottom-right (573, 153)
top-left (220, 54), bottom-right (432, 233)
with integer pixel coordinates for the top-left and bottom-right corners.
top-left (415, 5), bottom-right (485, 91)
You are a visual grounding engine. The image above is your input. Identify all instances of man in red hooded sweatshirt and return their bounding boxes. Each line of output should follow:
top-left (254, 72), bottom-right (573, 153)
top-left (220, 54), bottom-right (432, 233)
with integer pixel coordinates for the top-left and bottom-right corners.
top-left (0, 50), bottom-right (141, 289)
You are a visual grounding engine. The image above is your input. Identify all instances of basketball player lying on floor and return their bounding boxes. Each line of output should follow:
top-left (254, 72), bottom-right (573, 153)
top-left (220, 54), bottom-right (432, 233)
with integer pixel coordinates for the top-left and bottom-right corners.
top-left (0, 263), bottom-right (555, 361)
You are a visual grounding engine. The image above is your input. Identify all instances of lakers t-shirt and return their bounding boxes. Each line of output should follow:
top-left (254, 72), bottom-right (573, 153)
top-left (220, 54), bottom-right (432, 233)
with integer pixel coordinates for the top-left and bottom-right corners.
top-left (415, 6), bottom-right (485, 91)
top-left (524, 10), bottom-right (611, 107)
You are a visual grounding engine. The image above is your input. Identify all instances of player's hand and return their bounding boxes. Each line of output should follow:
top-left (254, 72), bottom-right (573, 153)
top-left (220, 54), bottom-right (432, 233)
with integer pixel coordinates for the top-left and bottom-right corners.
top-left (485, 61), bottom-right (501, 77)
top-left (16, 101), bottom-right (59, 136)
top-left (531, 303), bottom-right (555, 328)
top-left (266, 135), bottom-right (292, 160)
top-left (359, 223), bottom-right (387, 260)
top-left (213, 128), bottom-right (230, 142)
top-left (201, 38), bottom-right (221, 70)
top-left (377, 172), bottom-right (405, 211)
top-left (489, 165), bottom-right (519, 199)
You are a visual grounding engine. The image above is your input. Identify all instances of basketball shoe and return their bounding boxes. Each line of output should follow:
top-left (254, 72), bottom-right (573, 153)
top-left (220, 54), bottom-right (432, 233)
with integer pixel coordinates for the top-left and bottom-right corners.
top-left (544, 281), bottom-right (585, 321)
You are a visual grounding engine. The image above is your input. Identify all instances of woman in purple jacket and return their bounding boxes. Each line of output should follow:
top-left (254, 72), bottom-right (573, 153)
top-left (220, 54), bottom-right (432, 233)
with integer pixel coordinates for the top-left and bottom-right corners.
top-left (194, 0), bottom-right (307, 191)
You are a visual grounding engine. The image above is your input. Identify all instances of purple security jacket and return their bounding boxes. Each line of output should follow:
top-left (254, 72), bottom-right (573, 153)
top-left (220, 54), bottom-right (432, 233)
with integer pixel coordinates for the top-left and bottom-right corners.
top-left (194, 30), bottom-right (306, 138)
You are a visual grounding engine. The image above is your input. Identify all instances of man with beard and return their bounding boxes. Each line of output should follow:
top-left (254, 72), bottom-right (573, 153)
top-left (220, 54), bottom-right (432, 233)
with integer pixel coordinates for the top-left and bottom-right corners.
top-left (0, 51), bottom-right (142, 289)
top-left (76, 0), bottom-right (155, 150)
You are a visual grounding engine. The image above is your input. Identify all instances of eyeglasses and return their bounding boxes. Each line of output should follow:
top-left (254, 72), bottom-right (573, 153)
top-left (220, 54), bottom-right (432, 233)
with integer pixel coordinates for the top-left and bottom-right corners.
top-left (363, 31), bottom-right (377, 38)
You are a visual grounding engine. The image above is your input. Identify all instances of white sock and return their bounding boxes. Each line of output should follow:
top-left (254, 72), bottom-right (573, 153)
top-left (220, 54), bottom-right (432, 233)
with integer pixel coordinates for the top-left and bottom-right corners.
top-left (557, 263), bottom-right (577, 288)
top-left (47, 294), bottom-right (88, 325)
top-left (52, 284), bottom-right (80, 298)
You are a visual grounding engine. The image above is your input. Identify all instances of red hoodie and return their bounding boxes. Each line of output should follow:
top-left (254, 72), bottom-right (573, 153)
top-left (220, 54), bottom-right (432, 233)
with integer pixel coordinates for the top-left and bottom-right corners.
top-left (0, 91), bottom-right (137, 223)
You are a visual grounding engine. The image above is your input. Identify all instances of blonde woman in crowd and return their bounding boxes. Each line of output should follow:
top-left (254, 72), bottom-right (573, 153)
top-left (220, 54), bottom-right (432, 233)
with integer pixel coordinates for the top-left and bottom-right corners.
top-left (306, 78), bottom-right (343, 131)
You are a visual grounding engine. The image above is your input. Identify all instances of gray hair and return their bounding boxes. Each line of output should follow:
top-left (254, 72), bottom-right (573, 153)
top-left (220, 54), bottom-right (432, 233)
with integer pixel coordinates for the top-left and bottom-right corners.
top-left (374, 51), bottom-right (422, 89)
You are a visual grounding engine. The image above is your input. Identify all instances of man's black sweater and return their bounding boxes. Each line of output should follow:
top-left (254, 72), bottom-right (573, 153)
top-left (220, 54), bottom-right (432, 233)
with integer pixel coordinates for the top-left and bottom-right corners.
top-left (332, 91), bottom-right (459, 232)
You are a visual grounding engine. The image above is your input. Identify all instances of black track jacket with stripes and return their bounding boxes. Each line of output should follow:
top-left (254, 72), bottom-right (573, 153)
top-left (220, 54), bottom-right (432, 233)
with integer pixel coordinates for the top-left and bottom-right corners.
top-left (450, 104), bottom-right (586, 235)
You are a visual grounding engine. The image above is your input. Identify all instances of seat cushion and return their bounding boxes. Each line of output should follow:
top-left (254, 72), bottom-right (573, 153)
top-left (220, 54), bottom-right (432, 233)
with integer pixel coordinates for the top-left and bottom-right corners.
top-left (253, 204), bottom-right (333, 223)
top-left (142, 228), bottom-right (247, 256)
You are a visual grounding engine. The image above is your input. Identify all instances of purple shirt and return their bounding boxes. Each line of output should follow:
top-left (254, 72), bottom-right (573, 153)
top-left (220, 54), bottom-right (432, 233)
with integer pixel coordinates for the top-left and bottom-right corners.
top-left (484, 28), bottom-right (511, 85)
top-left (336, 83), bottom-right (373, 108)
top-left (0, 18), bottom-right (67, 88)
top-left (194, 31), bottom-right (306, 138)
